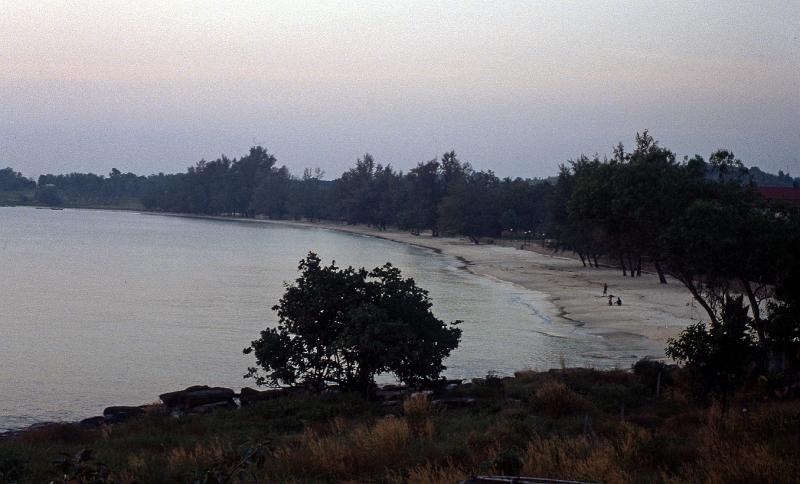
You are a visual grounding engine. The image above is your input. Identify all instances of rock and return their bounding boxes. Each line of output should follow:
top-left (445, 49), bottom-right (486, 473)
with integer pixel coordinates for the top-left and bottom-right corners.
top-left (159, 385), bottom-right (210, 407)
top-left (432, 397), bottom-right (476, 409)
top-left (183, 388), bottom-right (235, 409)
top-left (239, 387), bottom-right (291, 406)
top-left (78, 416), bottom-right (107, 428)
top-left (410, 390), bottom-right (433, 400)
top-left (426, 379), bottom-right (463, 390)
top-left (375, 389), bottom-right (410, 401)
top-left (103, 406), bottom-right (145, 423)
top-left (26, 421), bottom-right (60, 430)
top-left (159, 386), bottom-right (235, 410)
top-left (186, 400), bottom-right (237, 415)
top-left (380, 384), bottom-right (408, 392)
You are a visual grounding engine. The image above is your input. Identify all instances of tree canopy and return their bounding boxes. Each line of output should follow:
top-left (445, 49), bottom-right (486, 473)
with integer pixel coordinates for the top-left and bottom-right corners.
top-left (243, 253), bottom-right (462, 394)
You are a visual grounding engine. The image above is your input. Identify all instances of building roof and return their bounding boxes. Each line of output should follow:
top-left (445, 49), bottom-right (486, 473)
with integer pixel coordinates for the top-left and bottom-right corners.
top-left (756, 186), bottom-right (800, 204)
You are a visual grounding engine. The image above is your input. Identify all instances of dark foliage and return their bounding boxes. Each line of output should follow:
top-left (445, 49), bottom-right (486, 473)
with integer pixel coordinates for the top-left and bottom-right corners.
top-left (244, 253), bottom-right (461, 394)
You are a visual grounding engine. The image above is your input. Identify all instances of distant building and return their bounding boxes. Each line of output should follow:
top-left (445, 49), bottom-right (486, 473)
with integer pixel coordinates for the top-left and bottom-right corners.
top-left (756, 186), bottom-right (800, 205)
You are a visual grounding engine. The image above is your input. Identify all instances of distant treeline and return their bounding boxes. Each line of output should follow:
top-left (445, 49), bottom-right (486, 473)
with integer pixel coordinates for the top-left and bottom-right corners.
top-left (2, 132), bottom-right (799, 255)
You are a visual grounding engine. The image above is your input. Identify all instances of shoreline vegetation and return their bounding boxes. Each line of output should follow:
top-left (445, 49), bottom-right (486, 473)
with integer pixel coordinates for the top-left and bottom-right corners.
top-left (2, 366), bottom-right (798, 483)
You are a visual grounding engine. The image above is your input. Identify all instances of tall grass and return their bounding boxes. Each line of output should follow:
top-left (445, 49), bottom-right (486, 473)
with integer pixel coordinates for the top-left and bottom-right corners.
top-left (270, 416), bottom-right (413, 479)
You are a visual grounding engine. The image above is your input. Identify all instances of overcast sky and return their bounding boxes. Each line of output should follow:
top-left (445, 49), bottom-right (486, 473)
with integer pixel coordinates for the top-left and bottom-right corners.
top-left (1, 1), bottom-right (798, 179)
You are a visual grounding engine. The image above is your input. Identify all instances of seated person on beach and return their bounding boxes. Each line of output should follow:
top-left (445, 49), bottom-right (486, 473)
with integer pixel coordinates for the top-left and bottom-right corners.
top-left (608, 295), bottom-right (613, 305)
top-left (616, 297), bottom-right (622, 306)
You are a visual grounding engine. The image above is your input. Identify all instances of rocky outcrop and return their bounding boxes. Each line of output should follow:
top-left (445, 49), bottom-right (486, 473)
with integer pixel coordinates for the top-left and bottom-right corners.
top-left (102, 406), bottom-right (146, 424)
top-left (187, 400), bottom-right (237, 415)
top-left (239, 387), bottom-right (294, 406)
top-left (159, 385), bottom-right (235, 412)
top-left (3, 379), bottom-right (479, 440)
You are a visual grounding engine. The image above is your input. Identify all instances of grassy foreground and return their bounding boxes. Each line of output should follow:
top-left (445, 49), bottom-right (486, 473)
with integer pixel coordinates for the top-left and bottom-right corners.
top-left (1, 368), bottom-right (799, 483)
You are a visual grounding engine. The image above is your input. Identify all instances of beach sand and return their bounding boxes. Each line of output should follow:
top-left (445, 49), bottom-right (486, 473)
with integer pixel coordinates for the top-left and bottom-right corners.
top-left (262, 220), bottom-right (700, 359)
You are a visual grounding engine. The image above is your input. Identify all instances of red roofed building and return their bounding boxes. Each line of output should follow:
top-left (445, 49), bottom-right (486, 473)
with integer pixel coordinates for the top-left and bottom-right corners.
top-left (756, 186), bottom-right (800, 205)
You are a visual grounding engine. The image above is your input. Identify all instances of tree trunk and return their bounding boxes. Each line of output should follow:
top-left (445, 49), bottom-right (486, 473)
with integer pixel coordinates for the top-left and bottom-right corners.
top-left (654, 260), bottom-right (668, 284)
top-left (578, 252), bottom-right (587, 267)
top-left (740, 278), bottom-right (767, 347)
top-left (620, 255), bottom-right (627, 276)
top-left (681, 273), bottom-right (719, 326)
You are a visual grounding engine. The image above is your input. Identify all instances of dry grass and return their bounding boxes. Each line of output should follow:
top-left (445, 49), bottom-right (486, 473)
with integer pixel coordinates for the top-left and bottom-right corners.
top-left (165, 439), bottom-right (225, 471)
top-left (403, 394), bottom-right (435, 438)
top-left (396, 460), bottom-right (470, 484)
top-left (518, 429), bottom-right (643, 484)
top-left (271, 416), bottom-right (413, 479)
top-left (532, 381), bottom-right (591, 418)
top-left (669, 404), bottom-right (800, 483)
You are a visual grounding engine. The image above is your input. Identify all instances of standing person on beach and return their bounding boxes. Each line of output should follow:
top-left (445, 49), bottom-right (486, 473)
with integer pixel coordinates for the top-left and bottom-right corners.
top-left (603, 283), bottom-right (608, 295)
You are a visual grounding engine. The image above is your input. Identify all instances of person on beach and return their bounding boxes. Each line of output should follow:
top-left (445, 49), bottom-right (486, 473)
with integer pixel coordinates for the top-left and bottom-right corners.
top-left (603, 283), bottom-right (608, 295)
top-left (608, 295), bottom-right (613, 306)
top-left (616, 297), bottom-right (622, 306)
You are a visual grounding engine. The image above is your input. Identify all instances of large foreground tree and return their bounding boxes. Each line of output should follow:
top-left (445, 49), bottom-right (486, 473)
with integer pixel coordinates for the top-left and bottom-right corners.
top-left (244, 253), bottom-right (462, 395)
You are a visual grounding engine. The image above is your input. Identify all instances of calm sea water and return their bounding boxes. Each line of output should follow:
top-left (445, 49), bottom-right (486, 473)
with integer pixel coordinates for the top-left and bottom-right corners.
top-left (0, 207), bottom-right (639, 430)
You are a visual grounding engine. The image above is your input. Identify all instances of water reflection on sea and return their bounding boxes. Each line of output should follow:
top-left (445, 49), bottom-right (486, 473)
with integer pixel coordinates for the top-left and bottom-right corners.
top-left (1, 207), bottom-right (634, 430)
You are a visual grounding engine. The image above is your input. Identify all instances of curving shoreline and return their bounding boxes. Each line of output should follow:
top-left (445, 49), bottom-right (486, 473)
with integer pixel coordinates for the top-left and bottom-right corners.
top-left (158, 213), bottom-right (697, 361)
top-left (284, 221), bottom-right (695, 355)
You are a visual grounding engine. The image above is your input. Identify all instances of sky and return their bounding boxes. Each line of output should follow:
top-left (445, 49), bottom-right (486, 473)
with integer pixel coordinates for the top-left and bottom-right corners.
top-left (1, 1), bottom-right (798, 179)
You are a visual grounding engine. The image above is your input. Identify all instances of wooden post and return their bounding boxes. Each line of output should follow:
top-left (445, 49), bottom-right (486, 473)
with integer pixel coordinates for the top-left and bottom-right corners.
top-left (656, 371), bottom-right (662, 398)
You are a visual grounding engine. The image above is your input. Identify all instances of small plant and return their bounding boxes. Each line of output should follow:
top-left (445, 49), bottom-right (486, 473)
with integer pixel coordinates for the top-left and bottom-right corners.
top-left (51, 448), bottom-right (111, 483)
top-left (0, 454), bottom-right (26, 483)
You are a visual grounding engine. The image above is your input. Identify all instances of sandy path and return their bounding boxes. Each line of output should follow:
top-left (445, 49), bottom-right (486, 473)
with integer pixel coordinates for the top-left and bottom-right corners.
top-left (258, 220), bottom-right (699, 356)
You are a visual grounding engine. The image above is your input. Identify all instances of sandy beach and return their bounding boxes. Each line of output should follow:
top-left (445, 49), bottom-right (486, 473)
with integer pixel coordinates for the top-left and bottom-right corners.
top-left (256, 219), bottom-right (699, 359)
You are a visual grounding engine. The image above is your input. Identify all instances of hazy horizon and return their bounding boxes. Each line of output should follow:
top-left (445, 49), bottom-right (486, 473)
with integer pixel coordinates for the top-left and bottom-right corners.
top-left (2, 1), bottom-right (798, 179)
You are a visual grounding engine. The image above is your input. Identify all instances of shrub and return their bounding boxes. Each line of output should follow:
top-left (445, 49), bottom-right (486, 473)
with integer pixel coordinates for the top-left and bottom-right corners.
top-left (244, 253), bottom-right (462, 395)
top-left (633, 358), bottom-right (672, 395)
top-left (666, 295), bottom-right (757, 405)
top-left (531, 381), bottom-right (591, 418)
